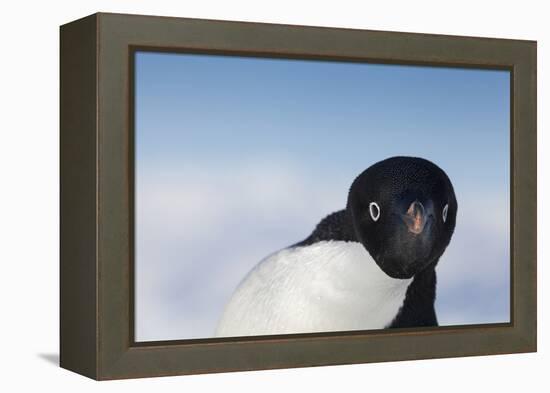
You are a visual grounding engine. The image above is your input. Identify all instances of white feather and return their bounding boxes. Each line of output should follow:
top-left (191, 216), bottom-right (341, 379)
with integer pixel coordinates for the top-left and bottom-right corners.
top-left (215, 241), bottom-right (412, 337)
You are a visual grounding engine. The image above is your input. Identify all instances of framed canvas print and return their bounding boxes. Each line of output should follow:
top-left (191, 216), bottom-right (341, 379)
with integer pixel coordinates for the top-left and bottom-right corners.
top-left (60, 13), bottom-right (537, 380)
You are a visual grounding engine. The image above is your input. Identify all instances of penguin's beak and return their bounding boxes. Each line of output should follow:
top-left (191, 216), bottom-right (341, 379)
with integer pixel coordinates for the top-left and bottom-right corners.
top-left (401, 200), bottom-right (427, 235)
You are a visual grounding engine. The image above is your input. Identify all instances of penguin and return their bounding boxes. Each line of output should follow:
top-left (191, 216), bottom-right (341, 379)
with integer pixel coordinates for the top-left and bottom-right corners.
top-left (215, 156), bottom-right (457, 337)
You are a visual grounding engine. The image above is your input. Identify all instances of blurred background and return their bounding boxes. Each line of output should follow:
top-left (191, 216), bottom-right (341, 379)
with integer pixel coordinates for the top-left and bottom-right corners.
top-left (135, 51), bottom-right (510, 341)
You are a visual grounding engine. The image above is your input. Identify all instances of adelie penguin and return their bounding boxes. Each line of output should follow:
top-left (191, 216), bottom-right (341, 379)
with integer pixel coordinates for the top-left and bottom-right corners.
top-left (215, 156), bottom-right (457, 337)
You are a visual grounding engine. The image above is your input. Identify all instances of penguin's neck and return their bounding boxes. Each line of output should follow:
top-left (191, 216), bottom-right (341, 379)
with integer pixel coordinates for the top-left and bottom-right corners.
top-left (308, 241), bottom-right (413, 298)
top-left (287, 241), bottom-right (414, 330)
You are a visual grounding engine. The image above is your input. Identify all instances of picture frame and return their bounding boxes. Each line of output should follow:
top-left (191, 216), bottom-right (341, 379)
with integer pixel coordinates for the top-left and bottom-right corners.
top-left (60, 12), bottom-right (537, 380)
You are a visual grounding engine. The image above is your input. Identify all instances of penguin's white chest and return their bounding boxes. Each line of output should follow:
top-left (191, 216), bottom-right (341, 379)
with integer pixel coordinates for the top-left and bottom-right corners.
top-left (216, 241), bottom-right (412, 337)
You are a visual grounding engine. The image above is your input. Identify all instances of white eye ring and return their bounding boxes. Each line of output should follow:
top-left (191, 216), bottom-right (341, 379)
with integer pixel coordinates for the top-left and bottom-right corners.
top-left (369, 202), bottom-right (381, 222)
top-left (442, 204), bottom-right (449, 223)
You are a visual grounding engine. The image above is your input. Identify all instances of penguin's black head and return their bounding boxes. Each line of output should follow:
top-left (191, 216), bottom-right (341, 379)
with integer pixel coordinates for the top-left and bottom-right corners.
top-left (347, 156), bottom-right (457, 279)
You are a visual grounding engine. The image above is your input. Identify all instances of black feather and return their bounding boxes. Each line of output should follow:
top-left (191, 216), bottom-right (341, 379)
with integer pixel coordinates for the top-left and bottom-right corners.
top-left (292, 209), bottom-right (356, 247)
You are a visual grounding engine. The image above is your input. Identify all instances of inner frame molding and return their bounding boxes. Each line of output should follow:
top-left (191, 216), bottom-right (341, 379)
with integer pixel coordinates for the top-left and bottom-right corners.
top-left (60, 12), bottom-right (536, 380)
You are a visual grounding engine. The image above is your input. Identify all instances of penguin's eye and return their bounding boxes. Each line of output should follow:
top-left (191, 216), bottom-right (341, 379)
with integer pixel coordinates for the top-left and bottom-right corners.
top-left (442, 203), bottom-right (449, 223)
top-left (369, 202), bottom-right (381, 222)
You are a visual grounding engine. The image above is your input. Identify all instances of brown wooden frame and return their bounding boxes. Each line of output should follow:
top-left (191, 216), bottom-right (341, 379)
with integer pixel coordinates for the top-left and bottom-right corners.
top-left (60, 12), bottom-right (537, 380)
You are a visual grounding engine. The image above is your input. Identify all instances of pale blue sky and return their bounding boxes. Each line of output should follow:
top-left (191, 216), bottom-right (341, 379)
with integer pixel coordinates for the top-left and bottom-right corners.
top-left (135, 51), bottom-right (510, 341)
